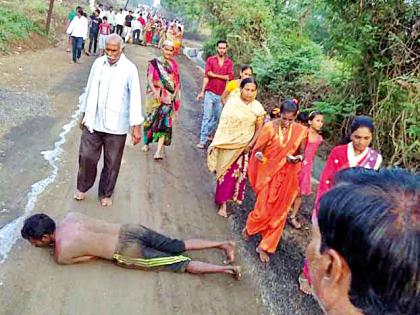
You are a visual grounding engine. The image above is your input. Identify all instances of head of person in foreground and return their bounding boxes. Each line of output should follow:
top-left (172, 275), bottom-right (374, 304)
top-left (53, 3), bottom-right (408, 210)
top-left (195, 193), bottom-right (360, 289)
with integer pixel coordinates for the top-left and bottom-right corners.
top-left (21, 213), bottom-right (56, 247)
top-left (306, 167), bottom-right (419, 315)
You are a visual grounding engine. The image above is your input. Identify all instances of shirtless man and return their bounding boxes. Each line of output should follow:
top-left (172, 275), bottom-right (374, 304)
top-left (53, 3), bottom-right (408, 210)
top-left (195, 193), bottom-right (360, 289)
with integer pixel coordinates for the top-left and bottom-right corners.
top-left (21, 212), bottom-right (241, 279)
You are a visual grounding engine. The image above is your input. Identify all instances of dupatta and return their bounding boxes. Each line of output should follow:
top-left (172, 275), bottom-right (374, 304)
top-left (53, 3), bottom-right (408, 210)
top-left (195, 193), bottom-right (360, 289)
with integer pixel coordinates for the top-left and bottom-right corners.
top-left (208, 96), bottom-right (266, 179)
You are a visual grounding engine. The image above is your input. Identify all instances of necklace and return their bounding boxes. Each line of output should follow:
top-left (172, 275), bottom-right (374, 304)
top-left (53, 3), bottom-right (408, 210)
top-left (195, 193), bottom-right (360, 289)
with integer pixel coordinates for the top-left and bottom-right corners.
top-left (278, 124), bottom-right (293, 147)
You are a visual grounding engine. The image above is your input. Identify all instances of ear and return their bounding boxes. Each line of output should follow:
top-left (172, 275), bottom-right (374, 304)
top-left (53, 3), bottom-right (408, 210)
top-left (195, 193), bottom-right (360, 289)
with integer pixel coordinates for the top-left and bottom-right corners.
top-left (41, 234), bottom-right (51, 242)
top-left (317, 249), bottom-right (349, 306)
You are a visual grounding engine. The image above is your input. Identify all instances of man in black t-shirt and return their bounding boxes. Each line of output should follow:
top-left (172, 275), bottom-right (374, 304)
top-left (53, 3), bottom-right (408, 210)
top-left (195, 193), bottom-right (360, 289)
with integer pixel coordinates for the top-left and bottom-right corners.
top-left (123, 10), bottom-right (134, 42)
top-left (88, 9), bottom-right (102, 55)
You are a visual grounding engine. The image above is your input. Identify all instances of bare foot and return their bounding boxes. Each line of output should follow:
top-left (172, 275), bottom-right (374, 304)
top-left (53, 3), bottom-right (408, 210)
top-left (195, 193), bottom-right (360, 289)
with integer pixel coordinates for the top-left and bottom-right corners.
top-left (217, 203), bottom-right (228, 218)
top-left (196, 143), bottom-right (205, 149)
top-left (288, 216), bottom-right (302, 229)
top-left (141, 145), bottom-right (149, 152)
top-left (153, 152), bottom-right (163, 160)
top-left (73, 191), bottom-right (85, 201)
top-left (256, 247), bottom-right (270, 263)
top-left (221, 241), bottom-right (236, 264)
top-left (230, 265), bottom-right (242, 280)
top-left (100, 197), bottom-right (113, 207)
top-left (298, 273), bottom-right (313, 295)
top-left (241, 227), bottom-right (250, 242)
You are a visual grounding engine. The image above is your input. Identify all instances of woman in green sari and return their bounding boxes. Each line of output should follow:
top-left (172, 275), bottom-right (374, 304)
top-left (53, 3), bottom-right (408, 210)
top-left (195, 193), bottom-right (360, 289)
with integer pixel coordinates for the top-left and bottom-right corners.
top-left (142, 40), bottom-right (181, 160)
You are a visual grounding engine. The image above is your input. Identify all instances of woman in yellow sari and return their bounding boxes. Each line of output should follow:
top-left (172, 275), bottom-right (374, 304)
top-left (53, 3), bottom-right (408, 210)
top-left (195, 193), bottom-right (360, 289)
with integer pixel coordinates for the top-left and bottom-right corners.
top-left (208, 77), bottom-right (266, 217)
top-left (221, 65), bottom-right (253, 105)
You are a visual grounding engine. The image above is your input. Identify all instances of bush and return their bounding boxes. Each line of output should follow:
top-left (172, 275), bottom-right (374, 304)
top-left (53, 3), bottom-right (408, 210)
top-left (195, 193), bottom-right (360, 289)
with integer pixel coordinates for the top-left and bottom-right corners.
top-left (0, 8), bottom-right (44, 52)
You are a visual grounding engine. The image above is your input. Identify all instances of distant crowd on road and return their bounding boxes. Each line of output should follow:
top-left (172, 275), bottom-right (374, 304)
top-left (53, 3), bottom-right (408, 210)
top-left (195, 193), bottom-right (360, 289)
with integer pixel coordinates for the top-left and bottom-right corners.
top-left (65, 3), bottom-right (184, 64)
top-left (20, 3), bottom-right (419, 315)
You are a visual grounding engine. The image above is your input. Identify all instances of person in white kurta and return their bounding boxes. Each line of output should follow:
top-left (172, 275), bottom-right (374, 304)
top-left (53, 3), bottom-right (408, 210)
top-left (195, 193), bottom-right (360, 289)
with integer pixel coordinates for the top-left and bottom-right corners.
top-left (74, 34), bottom-right (144, 207)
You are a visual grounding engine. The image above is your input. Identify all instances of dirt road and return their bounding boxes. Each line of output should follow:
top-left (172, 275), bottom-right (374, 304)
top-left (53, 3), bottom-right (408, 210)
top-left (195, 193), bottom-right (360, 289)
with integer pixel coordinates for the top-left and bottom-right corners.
top-left (0, 45), bottom-right (266, 315)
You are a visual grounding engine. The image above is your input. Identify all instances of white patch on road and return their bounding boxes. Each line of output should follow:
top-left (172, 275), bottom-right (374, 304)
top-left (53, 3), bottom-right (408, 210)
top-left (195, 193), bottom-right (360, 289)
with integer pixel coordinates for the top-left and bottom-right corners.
top-left (0, 91), bottom-right (85, 263)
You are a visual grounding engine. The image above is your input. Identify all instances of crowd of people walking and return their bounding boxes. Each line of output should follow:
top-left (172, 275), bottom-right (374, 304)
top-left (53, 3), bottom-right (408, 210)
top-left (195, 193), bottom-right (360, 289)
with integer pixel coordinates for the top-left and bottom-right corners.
top-left (19, 3), bottom-right (419, 315)
top-left (65, 4), bottom-right (184, 64)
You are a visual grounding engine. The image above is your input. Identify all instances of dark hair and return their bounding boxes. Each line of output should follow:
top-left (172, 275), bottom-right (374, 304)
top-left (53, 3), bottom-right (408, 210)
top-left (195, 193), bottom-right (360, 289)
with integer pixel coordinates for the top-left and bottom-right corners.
top-left (350, 115), bottom-right (374, 134)
top-left (95, 9), bottom-right (100, 15)
top-left (280, 99), bottom-right (299, 114)
top-left (103, 16), bottom-right (108, 20)
top-left (296, 112), bottom-right (309, 124)
top-left (270, 107), bottom-right (281, 119)
top-left (341, 115), bottom-right (374, 144)
top-left (318, 168), bottom-right (420, 315)
top-left (21, 213), bottom-right (56, 240)
top-left (216, 40), bottom-right (228, 47)
top-left (240, 77), bottom-right (258, 89)
top-left (308, 111), bottom-right (322, 121)
top-left (241, 64), bottom-right (253, 73)
top-left (77, 8), bottom-right (83, 15)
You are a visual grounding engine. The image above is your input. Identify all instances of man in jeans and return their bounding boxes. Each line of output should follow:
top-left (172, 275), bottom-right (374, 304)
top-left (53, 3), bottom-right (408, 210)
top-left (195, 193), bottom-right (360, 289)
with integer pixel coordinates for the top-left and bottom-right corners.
top-left (66, 8), bottom-right (88, 64)
top-left (196, 40), bottom-right (233, 149)
top-left (88, 9), bottom-right (102, 55)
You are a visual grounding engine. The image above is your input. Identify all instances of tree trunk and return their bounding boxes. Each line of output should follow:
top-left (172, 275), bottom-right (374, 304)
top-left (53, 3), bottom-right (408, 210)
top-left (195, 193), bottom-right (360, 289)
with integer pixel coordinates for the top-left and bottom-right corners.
top-left (46, 0), bottom-right (55, 34)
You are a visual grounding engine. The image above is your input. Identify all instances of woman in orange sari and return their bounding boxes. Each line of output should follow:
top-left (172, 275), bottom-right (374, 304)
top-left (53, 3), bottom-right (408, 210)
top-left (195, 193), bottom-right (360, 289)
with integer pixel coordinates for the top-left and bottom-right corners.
top-left (242, 100), bottom-right (307, 263)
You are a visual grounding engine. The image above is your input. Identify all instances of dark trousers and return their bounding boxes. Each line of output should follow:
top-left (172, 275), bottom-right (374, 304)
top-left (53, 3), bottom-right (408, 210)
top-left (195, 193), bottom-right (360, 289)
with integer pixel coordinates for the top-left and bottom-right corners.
top-left (71, 36), bottom-right (83, 62)
top-left (89, 32), bottom-right (99, 53)
top-left (77, 128), bottom-right (127, 198)
top-left (133, 29), bottom-right (141, 44)
top-left (116, 25), bottom-right (123, 36)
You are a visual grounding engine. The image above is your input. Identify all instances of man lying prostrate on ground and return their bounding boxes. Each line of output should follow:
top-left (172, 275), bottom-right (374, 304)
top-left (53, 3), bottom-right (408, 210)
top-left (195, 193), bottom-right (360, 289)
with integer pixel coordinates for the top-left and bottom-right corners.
top-left (21, 212), bottom-right (241, 279)
top-left (306, 167), bottom-right (419, 315)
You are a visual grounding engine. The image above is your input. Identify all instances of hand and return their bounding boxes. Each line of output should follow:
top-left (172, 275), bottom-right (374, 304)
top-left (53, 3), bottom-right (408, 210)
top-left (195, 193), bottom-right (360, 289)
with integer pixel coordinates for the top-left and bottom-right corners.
top-left (255, 151), bottom-right (266, 163)
top-left (196, 91), bottom-right (204, 101)
top-left (208, 146), bottom-right (215, 155)
top-left (153, 90), bottom-right (160, 100)
top-left (287, 155), bottom-right (302, 164)
top-left (131, 125), bottom-right (141, 145)
top-left (244, 144), bottom-right (253, 154)
top-left (79, 114), bottom-right (85, 130)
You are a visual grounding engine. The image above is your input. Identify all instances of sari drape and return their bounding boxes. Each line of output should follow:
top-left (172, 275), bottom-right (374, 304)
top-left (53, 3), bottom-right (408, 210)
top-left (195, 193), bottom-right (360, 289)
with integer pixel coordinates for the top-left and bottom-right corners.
top-left (246, 121), bottom-right (308, 253)
top-left (313, 143), bottom-right (382, 217)
top-left (143, 57), bottom-right (181, 146)
top-left (208, 96), bottom-right (266, 179)
top-left (208, 96), bottom-right (265, 205)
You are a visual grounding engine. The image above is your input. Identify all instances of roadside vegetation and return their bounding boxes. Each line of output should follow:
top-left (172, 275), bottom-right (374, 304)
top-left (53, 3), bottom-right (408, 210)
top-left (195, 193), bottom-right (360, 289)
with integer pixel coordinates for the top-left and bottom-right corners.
top-left (163, 0), bottom-right (420, 168)
top-left (0, 0), bottom-right (83, 53)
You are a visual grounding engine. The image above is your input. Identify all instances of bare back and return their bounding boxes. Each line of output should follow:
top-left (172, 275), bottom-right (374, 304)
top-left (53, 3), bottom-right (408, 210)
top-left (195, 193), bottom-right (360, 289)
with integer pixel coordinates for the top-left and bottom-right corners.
top-left (55, 212), bottom-right (120, 264)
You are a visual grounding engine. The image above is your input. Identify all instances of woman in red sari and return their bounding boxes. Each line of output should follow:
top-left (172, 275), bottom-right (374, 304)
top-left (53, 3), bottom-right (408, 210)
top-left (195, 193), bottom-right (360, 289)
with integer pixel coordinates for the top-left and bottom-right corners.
top-left (299, 115), bottom-right (383, 294)
top-left (242, 100), bottom-right (308, 263)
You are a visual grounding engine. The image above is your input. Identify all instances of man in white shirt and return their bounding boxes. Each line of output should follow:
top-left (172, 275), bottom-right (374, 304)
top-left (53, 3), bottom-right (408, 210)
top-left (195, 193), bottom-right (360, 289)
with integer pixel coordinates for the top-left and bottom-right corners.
top-left (75, 34), bottom-right (144, 207)
top-left (115, 8), bottom-right (125, 36)
top-left (131, 17), bottom-right (142, 44)
top-left (107, 7), bottom-right (116, 33)
top-left (66, 8), bottom-right (89, 63)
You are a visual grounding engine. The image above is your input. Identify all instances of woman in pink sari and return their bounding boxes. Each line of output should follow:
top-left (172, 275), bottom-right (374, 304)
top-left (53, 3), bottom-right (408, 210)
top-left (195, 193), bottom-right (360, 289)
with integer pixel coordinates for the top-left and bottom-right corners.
top-left (299, 115), bottom-right (383, 295)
